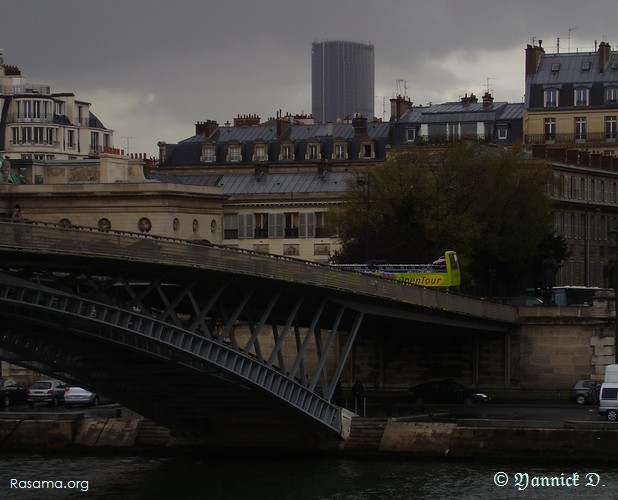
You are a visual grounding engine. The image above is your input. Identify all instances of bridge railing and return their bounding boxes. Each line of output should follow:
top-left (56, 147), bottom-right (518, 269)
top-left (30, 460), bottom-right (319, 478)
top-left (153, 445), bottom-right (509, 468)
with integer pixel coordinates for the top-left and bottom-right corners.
top-left (0, 219), bottom-right (519, 324)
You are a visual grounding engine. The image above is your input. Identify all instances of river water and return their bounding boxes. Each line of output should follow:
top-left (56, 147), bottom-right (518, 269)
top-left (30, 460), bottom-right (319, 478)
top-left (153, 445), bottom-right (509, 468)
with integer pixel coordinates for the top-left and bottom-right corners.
top-left (0, 453), bottom-right (616, 499)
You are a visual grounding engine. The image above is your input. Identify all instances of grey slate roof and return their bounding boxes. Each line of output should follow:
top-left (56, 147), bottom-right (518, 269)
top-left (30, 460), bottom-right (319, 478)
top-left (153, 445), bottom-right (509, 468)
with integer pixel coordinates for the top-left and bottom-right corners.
top-left (530, 51), bottom-right (618, 85)
top-left (149, 171), bottom-right (353, 195)
top-left (399, 101), bottom-right (523, 124)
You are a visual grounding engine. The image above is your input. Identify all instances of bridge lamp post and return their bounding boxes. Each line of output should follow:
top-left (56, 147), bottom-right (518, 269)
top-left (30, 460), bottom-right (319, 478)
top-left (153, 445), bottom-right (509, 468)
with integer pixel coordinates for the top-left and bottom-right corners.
top-left (611, 225), bottom-right (618, 364)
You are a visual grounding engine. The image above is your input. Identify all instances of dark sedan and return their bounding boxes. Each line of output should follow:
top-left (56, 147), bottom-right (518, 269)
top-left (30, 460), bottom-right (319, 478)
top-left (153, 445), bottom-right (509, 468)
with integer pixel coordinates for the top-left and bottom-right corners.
top-left (408, 380), bottom-right (491, 405)
top-left (0, 378), bottom-right (27, 407)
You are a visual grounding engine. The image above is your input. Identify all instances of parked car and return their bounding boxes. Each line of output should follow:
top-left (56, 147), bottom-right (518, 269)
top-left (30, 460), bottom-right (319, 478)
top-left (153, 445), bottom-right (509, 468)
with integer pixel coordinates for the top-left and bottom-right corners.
top-left (408, 380), bottom-right (491, 405)
top-left (27, 379), bottom-right (67, 407)
top-left (570, 379), bottom-right (601, 405)
top-left (0, 378), bottom-right (27, 407)
top-left (64, 386), bottom-right (99, 408)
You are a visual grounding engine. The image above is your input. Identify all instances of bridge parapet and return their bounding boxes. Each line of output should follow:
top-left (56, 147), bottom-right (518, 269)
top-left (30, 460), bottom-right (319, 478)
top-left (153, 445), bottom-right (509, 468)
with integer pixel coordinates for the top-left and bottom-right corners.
top-left (0, 220), bottom-right (519, 325)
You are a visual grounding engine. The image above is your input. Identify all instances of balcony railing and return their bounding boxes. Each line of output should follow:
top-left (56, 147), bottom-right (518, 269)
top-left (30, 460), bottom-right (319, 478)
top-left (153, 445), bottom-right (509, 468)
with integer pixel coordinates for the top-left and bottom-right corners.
top-left (6, 113), bottom-right (57, 125)
top-left (525, 132), bottom-right (614, 145)
top-left (9, 140), bottom-right (60, 148)
top-left (0, 84), bottom-right (51, 95)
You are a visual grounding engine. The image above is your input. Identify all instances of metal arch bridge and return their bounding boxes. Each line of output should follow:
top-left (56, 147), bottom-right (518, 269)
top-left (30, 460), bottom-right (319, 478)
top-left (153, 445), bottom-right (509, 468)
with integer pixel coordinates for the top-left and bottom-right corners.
top-left (0, 221), bottom-right (518, 439)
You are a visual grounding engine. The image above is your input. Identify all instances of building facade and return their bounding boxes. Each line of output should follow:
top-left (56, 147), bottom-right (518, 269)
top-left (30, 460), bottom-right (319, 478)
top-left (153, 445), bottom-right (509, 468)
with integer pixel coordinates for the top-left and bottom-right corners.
top-left (524, 40), bottom-right (618, 155)
top-left (154, 113), bottom-right (390, 262)
top-left (311, 41), bottom-right (375, 123)
top-left (523, 39), bottom-right (618, 287)
top-left (0, 51), bottom-right (114, 161)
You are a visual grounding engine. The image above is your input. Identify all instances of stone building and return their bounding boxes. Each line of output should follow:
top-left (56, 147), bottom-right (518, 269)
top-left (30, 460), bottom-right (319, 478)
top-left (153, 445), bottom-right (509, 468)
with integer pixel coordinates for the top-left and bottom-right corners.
top-left (0, 50), bottom-right (114, 161)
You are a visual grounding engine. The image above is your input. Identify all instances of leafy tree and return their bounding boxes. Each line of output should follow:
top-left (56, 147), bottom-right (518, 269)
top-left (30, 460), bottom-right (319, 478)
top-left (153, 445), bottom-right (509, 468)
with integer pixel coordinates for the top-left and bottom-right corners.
top-left (330, 142), bottom-right (568, 295)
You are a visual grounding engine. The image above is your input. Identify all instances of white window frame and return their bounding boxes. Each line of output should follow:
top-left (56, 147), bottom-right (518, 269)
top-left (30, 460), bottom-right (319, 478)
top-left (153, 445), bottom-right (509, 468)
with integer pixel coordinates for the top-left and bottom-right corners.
top-left (544, 117), bottom-right (556, 140)
top-left (575, 117), bottom-right (587, 141)
top-left (405, 128), bottom-right (416, 142)
top-left (606, 116), bottom-right (617, 140)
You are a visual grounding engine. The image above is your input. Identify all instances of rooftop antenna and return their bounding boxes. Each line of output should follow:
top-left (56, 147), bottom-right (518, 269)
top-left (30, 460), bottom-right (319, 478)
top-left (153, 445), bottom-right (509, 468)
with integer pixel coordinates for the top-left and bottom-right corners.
top-left (375, 95), bottom-right (387, 121)
top-left (485, 77), bottom-right (496, 94)
top-left (396, 79), bottom-right (408, 97)
top-left (568, 27), bottom-right (577, 52)
top-left (121, 136), bottom-right (137, 155)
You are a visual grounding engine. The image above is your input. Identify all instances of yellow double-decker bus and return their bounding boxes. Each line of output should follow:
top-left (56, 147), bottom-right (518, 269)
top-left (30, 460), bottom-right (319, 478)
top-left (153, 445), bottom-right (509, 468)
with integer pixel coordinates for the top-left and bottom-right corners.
top-left (335, 251), bottom-right (460, 288)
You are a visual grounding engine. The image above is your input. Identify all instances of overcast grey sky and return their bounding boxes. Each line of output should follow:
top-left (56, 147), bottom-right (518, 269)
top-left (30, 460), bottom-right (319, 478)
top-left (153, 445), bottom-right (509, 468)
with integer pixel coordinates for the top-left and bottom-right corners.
top-left (3, 1), bottom-right (616, 156)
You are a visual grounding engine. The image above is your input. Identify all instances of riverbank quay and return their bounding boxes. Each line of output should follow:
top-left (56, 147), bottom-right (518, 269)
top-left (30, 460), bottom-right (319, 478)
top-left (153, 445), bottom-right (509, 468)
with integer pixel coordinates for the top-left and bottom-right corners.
top-left (1, 407), bottom-right (618, 460)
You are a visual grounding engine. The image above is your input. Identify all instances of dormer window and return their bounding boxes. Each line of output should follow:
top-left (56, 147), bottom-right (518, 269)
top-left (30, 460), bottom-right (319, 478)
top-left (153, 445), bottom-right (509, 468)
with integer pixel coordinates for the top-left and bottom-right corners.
top-left (227, 141), bottom-right (241, 162)
top-left (253, 140), bottom-right (268, 162)
top-left (201, 142), bottom-right (215, 162)
top-left (279, 140), bottom-right (294, 161)
top-left (581, 61), bottom-right (591, 71)
top-left (360, 139), bottom-right (374, 159)
top-left (606, 87), bottom-right (618, 104)
top-left (332, 139), bottom-right (347, 160)
top-left (551, 62), bottom-right (560, 72)
top-left (574, 88), bottom-right (589, 107)
top-left (544, 88), bottom-right (559, 108)
top-left (306, 140), bottom-right (320, 160)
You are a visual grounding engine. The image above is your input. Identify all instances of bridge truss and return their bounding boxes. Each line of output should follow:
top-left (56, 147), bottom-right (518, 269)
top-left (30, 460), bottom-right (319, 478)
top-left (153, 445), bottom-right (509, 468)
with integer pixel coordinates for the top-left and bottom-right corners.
top-left (0, 221), bottom-right (517, 438)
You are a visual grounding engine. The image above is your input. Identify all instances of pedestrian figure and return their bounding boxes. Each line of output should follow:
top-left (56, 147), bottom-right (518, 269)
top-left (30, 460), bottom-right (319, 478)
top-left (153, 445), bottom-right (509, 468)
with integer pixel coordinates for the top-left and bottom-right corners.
top-left (333, 377), bottom-right (343, 405)
top-left (352, 379), bottom-right (365, 415)
top-left (11, 204), bottom-right (25, 247)
top-left (11, 204), bottom-right (23, 221)
top-left (541, 251), bottom-right (561, 304)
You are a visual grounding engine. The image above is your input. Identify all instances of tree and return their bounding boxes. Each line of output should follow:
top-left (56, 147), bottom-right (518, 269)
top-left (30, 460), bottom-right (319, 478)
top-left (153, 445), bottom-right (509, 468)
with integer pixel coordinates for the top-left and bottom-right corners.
top-left (331, 142), bottom-right (568, 295)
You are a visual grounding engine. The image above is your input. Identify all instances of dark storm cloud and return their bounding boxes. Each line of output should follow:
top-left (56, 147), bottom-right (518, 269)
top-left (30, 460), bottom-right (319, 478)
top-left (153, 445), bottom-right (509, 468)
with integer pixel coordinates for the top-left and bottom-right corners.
top-left (3, 0), bottom-right (617, 155)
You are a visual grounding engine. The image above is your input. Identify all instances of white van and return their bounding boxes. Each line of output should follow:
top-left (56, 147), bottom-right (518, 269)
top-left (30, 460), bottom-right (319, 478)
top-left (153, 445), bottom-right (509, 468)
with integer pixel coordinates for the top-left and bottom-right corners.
top-left (599, 382), bottom-right (618, 420)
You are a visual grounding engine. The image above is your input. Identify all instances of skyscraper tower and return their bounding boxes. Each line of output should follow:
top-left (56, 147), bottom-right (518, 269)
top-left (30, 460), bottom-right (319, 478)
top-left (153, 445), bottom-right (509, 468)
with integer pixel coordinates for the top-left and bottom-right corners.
top-left (311, 41), bottom-right (375, 123)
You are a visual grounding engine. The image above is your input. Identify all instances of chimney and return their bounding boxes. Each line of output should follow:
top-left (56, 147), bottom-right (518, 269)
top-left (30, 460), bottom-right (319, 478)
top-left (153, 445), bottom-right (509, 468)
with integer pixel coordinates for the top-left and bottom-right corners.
top-left (482, 91), bottom-right (494, 107)
top-left (195, 120), bottom-right (219, 137)
top-left (461, 93), bottom-right (478, 105)
top-left (352, 113), bottom-right (368, 135)
top-left (525, 41), bottom-right (545, 76)
top-left (599, 41), bottom-right (611, 73)
top-left (273, 110), bottom-right (291, 137)
top-left (390, 95), bottom-right (412, 120)
top-left (234, 114), bottom-right (261, 127)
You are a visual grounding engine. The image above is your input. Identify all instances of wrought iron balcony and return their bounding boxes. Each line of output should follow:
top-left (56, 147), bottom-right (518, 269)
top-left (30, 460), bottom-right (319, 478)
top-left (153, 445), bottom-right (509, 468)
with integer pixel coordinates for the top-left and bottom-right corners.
top-left (525, 132), bottom-right (616, 145)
